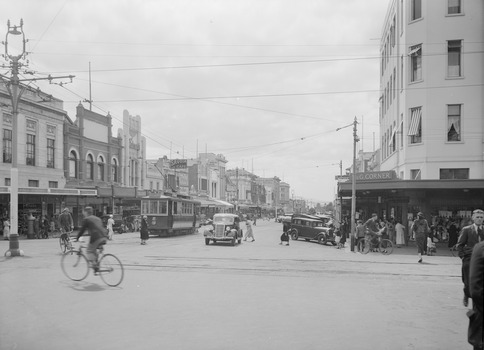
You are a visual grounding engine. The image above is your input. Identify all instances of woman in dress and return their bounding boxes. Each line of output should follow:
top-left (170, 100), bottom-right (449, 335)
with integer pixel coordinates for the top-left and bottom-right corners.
top-left (3, 217), bottom-right (10, 240)
top-left (395, 220), bottom-right (406, 247)
top-left (140, 215), bottom-right (149, 245)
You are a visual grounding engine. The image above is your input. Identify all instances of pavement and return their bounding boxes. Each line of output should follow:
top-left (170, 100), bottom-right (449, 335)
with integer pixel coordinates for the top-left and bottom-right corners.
top-left (0, 221), bottom-right (472, 350)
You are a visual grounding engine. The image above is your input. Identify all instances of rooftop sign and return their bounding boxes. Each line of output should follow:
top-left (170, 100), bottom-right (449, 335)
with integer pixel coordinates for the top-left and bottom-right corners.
top-left (351, 171), bottom-right (397, 182)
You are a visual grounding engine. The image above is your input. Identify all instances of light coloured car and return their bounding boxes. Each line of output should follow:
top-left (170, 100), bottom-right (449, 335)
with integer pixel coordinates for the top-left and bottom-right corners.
top-left (203, 213), bottom-right (243, 246)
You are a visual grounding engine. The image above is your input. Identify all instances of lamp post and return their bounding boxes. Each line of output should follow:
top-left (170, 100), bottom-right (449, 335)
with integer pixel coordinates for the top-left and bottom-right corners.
top-left (3, 20), bottom-right (27, 257)
top-left (336, 117), bottom-right (359, 252)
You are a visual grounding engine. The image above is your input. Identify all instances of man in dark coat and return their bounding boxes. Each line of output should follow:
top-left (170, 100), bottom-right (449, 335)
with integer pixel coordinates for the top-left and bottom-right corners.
top-left (140, 215), bottom-right (149, 245)
top-left (411, 212), bottom-right (430, 263)
top-left (469, 239), bottom-right (484, 349)
top-left (458, 209), bottom-right (484, 307)
top-left (76, 207), bottom-right (107, 269)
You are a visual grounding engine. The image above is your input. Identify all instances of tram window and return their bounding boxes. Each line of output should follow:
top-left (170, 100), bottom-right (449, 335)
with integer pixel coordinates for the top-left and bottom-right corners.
top-left (159, 201), bottom-right (167, 214)
top-left (142, 201), bottom-right (149, 214)
top-left (173, 201), bottom-right (178, 215)
top-left (150, 201), bottom-right (158, 214)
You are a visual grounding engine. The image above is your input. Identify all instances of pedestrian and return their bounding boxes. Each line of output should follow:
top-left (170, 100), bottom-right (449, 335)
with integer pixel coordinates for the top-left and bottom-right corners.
top-left (386, 218), bottom-right (396, 244)
top-left (468, 240), bottom-right (484, 349)
top-left (107, 214), bottom-right (115, 240)
top-left (355, 220), bottom-right (365, 252)
top-left (253, 215), bottom-right (257, 226)
top-left (457, 209), bottom-right (484, 307)
top-left (33, 215), bottom-right (40, 238)
top-left (3, 217), bottom-right (10, 240)
top-left (244, 220), bottom-right (255, 242)
top-left (411, 212), bottom-right (430, 263)
top-left (395, 220), bottom-right (406, 247)
top-left (140, 215), bottom-right (149, 245)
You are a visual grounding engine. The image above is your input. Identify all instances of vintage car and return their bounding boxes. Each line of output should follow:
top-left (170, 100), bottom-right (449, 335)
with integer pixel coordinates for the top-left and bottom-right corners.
top-left (203, 213), bottom-right (243, 246)
top-left (288, 215), bottom-right (336, 245)
top-left (101, 214), bottom-right (127, 234)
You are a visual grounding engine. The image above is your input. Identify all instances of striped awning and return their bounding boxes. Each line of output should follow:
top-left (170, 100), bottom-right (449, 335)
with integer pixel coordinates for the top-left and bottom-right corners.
top-left (408, 108), bottom-right (422, 136)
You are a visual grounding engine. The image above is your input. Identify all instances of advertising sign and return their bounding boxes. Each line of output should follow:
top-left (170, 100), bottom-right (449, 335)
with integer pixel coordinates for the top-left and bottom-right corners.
top-left (169, 159), bottom-right (187, 169)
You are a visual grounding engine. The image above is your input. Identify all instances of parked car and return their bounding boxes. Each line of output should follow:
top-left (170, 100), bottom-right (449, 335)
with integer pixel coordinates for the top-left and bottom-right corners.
top-left (203, 213), bottom-right (243, 246)
top-left (288, 215), bottom-right (336, 245)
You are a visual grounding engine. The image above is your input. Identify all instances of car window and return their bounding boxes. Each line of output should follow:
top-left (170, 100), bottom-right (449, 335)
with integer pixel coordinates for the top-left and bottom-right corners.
top-left (213, 216), bottom-right (234, 224)
top-left (305, 221), bottom-right (311, 227)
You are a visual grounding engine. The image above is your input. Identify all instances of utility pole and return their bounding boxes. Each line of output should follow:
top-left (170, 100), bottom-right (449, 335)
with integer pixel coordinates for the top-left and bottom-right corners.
top-left (350, 117), bottom-right (359, 252)
top-left (235, 167), bottom-right (239, 212)
top-left (1, 20), bottom-right (74, 257)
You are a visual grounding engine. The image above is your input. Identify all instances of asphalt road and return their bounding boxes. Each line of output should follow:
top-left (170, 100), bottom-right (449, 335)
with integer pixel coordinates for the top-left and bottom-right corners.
top-left (0, 220), bottom-right (470, 350)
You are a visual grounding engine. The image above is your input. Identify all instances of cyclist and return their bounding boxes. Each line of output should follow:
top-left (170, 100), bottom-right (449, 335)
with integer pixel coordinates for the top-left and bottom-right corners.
top-left (59, 207), bottom-right (74, 242)
top-left (364, 213), bottom-right (381, 251)
top-left (75, 206), bottom-right (108, 271)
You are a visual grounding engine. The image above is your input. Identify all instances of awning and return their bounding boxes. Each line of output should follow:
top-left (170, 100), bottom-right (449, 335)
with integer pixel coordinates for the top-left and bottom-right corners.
top-left (408, 46), bottom-right (421, 56)
top-left (213, 199), bottom-right (234, 208)
top-left (408, 108), bottom-right (422, 136)
top-left (198, 199), bottom-right (218, 207)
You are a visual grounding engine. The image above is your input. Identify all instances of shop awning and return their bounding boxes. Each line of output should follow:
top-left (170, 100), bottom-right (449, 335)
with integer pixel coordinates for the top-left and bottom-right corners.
top-left (0, 186), bottom-right (98, 196)
top-left (213, 199), bottom-right (234, 208)
top-left (408, 108), bottom-right (422, 136)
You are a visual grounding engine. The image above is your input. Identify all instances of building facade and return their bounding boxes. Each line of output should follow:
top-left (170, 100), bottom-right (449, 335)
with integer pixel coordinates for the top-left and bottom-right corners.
top-left (120, 110), bottom-right (146, 189)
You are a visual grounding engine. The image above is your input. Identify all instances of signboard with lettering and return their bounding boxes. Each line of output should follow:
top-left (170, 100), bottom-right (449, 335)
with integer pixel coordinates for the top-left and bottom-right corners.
top-left (169, 159), bottom-right (188, 169)
top-left (350, 171), bottom-right (397, 182)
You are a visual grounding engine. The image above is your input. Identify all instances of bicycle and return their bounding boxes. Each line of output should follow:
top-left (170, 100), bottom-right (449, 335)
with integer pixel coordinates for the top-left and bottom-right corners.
top-left (59, 231), bottom-right (73, 253)
top-left (35, 227), bottom-right (49, 239)
top-left (61, 241), bottom-right (124, 287)
top-left (360, 233), bottom-right (394, 255)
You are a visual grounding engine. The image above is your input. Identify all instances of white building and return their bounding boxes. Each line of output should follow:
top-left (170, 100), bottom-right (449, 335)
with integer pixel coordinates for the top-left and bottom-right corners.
top-left (379, 0), bottom-right (484, 180)
top-left (120, 110), bottom-right (146, 189)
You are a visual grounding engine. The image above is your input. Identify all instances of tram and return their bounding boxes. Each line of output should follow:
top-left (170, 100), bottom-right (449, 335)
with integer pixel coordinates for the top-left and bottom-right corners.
top-left (140, 194), bottom-right (201, 237)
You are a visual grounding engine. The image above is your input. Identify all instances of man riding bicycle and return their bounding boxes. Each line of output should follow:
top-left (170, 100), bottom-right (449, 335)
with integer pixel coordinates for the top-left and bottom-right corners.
top-left (364, 213), bottom-right (381, 249)
top-left (59, 207), bottom-right (74, 241)
top-left (76, 206), bottom-right (108, 272)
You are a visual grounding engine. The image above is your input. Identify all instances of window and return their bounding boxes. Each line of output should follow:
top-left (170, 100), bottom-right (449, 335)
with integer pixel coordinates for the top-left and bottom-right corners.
top-left (69, 151), bottom-right (77, 178)
top-left (3, 129), bottom-right (12, 163)
top-left (47, 138), bottom-right (55, 168)
top-left (159, 201), bottom-right (167, 214)
top-left (408, 107), bottom-right (422, 144)
top-left (440, 168), bottom-right (469, 179)
top-left (448, 0), bottom-right (461, 14)
top-left (447, 104), bottom-right (461, 141)
top-left (410, 45), bottom-right (422, 82)
top-left (156, 182), bottom-right (160, 191)
top-left (400, 55), bottom-right (404, 90)
top-left (26, 134), bottom-right (35, 166)
top-left (28, 179), bottom-right (39, 187)
top-left (111, 158), bottom-right (118, 182)
top-left (400, 120), bottom-right (404, 149)
top-left (97, 155), bottom-right (105, 181)
top-left (411, 0), bottom-right (422, 21)
top-left (86, 154), bottom-right (94, 180)
top-left (150, 200), bottom-right (158, 214)
top-left (448, 40), bottom-right (462, 77)
top-left (5, 178), bottom-right (10, 186)
top-left (48, 181), bottom-right (58, 188)
top-left (410, 169), bottom-right (421, 180)
top-left (150, 181), bottom-right (153, 190)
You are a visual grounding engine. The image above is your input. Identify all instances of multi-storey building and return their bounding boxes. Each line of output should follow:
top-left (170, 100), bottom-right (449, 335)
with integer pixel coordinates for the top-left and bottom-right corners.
top-left (256, 176), bottom-right (281, 213)
top-left (226, 168), bottom-right (255, 206)
top-left (339, 0), bottom-right (484, 229)
top-left (120, 110), bottom-right (146, 189)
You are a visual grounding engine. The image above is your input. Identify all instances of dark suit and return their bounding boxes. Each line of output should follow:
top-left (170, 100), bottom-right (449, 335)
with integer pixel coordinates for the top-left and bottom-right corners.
top-left (469, 241), bottom-right (484, 349)
top-left (457, 224), bottom-right (484, 298)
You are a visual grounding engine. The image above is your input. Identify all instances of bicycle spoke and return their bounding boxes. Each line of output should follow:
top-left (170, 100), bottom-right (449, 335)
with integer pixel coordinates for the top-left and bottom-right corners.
top-left (98, 254), bottom-right (124, 287)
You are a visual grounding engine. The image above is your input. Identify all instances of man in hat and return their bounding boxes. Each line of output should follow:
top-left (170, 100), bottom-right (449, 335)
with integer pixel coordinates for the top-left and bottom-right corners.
top-left (457, 209), bottom-right (484, 307)
top-left (76, 206), bottom-right (108, 270)
top-left (411, 212), bottom-right (430, 263)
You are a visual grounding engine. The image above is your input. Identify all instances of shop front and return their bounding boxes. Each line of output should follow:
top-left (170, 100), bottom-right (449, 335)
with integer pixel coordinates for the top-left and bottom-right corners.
top-left (338, 172), bottom-right (484, 241)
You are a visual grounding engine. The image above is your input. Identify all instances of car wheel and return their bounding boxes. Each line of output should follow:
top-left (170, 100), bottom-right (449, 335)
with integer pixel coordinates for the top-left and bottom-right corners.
top-left (291, 230), bottom-right (298, 240)
top-left (305, 238), bottom-right (310, 242)
top-left (231, 238), bottom-right (236, 246)
top-left (238, 238), bottom-right (242, 244)
top-left (318, 235), bottom-right (327, 245)
top-left (205, 238), bottom-right (210, 245)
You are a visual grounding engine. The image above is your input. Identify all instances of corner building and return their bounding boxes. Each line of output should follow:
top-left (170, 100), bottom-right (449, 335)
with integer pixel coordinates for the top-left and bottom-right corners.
top-left (340, 0), bottom-right (484, 230)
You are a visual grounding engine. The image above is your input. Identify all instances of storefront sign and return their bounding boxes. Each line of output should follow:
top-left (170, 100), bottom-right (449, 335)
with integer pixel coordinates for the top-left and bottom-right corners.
top-left (170, 159), bottom-right (187, 169)
top-left (351, 171), bottom-right (397, 182)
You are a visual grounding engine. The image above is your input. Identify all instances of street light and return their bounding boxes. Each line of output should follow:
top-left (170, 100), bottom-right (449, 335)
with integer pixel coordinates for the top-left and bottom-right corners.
top-left (3, 19), bottom-right (27, 257)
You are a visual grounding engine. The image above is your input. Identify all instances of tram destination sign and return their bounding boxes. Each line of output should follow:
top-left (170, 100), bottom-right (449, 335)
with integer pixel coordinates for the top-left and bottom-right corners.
top-left (169, 159), bottom-right (188, 169)
top-left (350, 170), bottom-right (397, 182)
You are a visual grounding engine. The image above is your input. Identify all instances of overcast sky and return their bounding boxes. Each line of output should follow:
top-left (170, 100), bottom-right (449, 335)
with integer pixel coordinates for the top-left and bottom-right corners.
top-left (1, 0), bottom-right (389, 203)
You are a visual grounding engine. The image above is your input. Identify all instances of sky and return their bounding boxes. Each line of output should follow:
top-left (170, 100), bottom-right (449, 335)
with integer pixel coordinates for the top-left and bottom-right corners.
top-left (1, 0), bottom-right (389, 204)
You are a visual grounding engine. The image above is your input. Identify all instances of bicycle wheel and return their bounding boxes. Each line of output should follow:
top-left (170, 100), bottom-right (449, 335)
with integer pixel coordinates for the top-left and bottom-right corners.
top-left (61, 250), bottom-right (89, 281)
top-left (98, 254), bottom-right (124, 287)
top-left (379, 239), bottom-right (394, 255)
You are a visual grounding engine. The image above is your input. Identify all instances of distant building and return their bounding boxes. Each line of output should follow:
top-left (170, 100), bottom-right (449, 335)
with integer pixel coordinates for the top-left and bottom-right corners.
top-left (120, 110), bottom-right (146, 189)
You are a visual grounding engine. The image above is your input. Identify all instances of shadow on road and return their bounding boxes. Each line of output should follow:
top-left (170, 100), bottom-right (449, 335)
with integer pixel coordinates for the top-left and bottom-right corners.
top-left (62, 280), bottom-right (113, 292)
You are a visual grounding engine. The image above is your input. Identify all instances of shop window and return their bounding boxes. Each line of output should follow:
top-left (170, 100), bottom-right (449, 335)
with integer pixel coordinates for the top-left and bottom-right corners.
top-left (3, 129), bottom-right (12, 163)
top-left (447, 104), bottom-right (461, 141)
top-left (28, 179), bottom-right (39, 187)
top-left (440, 168), bottom-right (469, 179)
